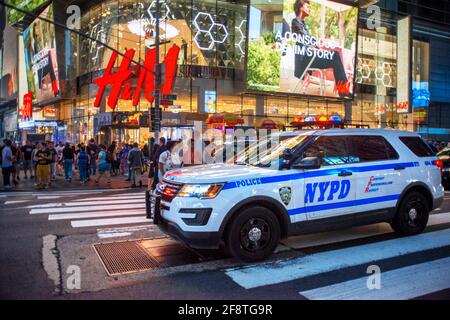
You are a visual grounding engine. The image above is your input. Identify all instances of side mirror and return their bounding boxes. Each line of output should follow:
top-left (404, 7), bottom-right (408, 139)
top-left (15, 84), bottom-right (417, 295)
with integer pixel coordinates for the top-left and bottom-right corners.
top-left (282, 148), bottom-right (294, 161)
top-left (292, 157), bottom-right (321, 170)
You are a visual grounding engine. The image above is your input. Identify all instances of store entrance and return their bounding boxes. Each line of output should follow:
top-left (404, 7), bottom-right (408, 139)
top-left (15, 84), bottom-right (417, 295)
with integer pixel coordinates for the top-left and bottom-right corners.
top-left (112, 128), bottom-right (139, 144)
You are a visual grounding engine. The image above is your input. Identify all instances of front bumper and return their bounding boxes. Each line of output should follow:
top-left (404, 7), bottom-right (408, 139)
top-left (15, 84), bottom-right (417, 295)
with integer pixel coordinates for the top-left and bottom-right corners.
top-left (433, 195), bottom-right (444, 211)
top-left (146, 192), bottom-right (222, 249)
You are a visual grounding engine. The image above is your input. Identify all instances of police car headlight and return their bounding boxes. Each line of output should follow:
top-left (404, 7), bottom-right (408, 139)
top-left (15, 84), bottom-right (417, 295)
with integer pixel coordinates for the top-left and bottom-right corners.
top-left (178, 184), bottom-right (224, 199)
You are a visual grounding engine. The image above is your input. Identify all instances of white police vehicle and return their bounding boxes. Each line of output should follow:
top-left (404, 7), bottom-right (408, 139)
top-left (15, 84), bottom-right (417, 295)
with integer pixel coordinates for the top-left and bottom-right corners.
top-left (148, 129), bottom-right (444, 262)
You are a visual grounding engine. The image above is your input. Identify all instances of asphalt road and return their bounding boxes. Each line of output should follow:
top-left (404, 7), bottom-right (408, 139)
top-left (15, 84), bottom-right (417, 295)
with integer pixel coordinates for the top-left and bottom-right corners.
top-left (1, 188), bottom-right (449, 300)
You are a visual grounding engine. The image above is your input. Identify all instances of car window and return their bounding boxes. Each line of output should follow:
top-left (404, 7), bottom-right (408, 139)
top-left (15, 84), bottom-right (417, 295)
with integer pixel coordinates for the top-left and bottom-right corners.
top-left (302, 136), bottom-right (348, 166)
top-left (347, 136), bottom-right (398, 163)
top-left (399, 137), bottom-right (435, 157)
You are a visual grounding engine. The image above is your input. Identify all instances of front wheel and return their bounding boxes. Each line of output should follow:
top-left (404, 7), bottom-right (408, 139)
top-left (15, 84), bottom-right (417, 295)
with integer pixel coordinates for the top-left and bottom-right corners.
top-left (391, 192), bottom-right (429, 236)
top-left (226, 206), bottom-right (280, 262)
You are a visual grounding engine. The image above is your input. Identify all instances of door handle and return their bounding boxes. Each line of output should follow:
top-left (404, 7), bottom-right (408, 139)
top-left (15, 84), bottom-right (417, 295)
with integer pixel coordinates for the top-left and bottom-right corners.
top-left (394, 167), bottom-right (406, 171)
top-left (338, 171), bottom-right (353, 177)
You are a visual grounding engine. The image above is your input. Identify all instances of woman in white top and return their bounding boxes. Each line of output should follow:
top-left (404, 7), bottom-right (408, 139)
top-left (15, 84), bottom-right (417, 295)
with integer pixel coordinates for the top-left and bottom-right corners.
top-left (158, 141), bottom-right (179, 180)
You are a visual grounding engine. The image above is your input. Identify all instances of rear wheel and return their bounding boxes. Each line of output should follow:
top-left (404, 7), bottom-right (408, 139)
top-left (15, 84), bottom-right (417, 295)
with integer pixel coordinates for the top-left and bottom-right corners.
top-left (391, 192), bottom-right (429, 236)
top-left (226, 206), bottom-right (280, 262)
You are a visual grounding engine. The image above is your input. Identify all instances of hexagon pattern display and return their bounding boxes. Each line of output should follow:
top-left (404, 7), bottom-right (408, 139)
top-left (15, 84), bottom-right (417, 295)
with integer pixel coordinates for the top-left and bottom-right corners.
top-left (193, 12), bottom-right (229, 50)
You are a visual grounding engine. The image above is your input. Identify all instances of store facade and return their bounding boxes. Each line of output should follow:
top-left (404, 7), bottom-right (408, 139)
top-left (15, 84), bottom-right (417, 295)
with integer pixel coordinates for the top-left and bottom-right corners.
top-left (5, 0), bottom-right (450, 144)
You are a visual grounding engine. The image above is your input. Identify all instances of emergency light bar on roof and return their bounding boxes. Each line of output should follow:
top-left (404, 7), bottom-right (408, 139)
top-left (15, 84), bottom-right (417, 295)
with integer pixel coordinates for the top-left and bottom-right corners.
top-left (290, 115), bottom-right (369, 129)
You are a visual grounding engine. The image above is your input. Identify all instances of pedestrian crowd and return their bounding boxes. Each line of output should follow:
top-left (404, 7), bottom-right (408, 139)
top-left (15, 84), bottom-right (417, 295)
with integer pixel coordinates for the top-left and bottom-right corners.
top-left (0, 138), bottom-right (151, 190)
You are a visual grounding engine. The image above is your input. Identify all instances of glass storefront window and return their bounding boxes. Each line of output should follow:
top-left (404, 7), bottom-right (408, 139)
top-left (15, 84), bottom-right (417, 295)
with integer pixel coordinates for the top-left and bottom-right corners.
top-left (266, 96), bottom-right (287, 124)
top-left (217, 79), bottom-right (242, 114)
top-left (287, 98), bottom-right (308, 122)
top-left (308, 101), bottom-right (327, 119)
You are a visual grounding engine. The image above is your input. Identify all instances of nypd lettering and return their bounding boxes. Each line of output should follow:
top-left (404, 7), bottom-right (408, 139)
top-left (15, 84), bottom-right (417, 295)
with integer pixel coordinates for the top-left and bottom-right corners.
top-left (235, 178), bottom-right (262, 188)
top-left (305, 179), bottom-right (351, 204)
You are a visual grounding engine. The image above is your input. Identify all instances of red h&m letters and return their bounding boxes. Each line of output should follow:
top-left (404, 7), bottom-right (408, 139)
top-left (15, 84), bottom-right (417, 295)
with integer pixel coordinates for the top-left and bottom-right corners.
top-left (93, 44), bottom-right (180, 110)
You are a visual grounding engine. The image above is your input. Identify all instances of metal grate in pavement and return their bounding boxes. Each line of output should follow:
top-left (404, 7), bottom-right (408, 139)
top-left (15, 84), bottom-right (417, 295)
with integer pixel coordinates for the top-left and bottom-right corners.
top-left (94, 240), bottom-right (160, 276)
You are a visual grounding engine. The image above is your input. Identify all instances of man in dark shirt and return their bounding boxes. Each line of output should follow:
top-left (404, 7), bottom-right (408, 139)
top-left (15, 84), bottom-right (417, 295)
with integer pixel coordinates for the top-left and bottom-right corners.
top-left (292, 0), bottom-right (349, 96)
top-left (47, 141), bottom-right (57, 181)
top-left (21, 141), bottom-right (34, 179)
top-left (87, 138), bottom-right (98, 179)
top-left (10, 142), bottom-right (19, 184)
top-left (62, 143), bottom-right (75, 181)
top-left (108, 141), bottom-right (118, 176)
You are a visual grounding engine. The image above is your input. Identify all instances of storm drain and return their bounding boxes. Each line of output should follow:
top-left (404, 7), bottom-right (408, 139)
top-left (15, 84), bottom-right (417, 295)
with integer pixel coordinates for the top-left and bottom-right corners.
top-left (94, 240), bottom-right (160, 276)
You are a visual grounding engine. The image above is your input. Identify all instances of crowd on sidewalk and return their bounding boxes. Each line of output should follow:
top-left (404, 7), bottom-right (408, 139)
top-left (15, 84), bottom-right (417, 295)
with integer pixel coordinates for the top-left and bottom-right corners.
top-left (0, 138), bottom-right (152, 190)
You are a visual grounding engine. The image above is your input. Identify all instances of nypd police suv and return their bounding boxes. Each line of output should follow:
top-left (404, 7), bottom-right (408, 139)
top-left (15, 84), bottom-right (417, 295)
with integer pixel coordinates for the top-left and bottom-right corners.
top-left (149, 129), bottom-right (444, 262)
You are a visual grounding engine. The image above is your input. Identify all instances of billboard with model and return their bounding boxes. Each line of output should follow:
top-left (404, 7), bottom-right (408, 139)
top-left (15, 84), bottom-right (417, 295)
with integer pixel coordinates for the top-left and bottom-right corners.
top-left (23, 4), bottom-right (60, 104)
top-left (247, 0), bottom-right (358, 99)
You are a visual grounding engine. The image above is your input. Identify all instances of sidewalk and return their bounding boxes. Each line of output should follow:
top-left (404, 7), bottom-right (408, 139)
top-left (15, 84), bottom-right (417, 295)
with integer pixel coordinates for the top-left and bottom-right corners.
top-left (0, 171), bottom-right (150, 192)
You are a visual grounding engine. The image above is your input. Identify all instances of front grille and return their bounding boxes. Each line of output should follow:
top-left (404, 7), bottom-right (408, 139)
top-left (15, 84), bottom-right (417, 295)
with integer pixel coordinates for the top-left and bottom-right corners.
top-left (156, 180), bottom-right (183, 202)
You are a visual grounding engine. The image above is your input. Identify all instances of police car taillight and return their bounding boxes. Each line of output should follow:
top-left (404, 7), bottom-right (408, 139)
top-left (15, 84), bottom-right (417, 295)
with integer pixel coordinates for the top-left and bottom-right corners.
top-left (434, 160), bottom-right (444, 174)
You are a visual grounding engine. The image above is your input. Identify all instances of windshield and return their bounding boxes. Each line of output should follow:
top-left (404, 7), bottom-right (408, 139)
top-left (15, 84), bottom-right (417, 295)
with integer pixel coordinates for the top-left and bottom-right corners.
top-left (228, 133), bottom-right (309, 169)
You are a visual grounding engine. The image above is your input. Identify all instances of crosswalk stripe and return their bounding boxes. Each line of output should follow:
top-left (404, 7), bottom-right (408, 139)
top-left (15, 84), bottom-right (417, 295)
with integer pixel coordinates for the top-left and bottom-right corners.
top-left (27, 199), bottom-right (144, 208)
top-left (71, 216), bottom-right (150, 228)
top-left (225, 228), bottom-right (450, 289)
top-left (3, 189), bottom-right (116, 196)
top-left (36, 196), bottom-right (64, 200)
top-left (72, 195), bottom-right (145, 202)
top-left (299, 257), bottom-right (450, 300)
top-left (283, 212), bottom-right (450, 250)
top-left (5, 200), bottom-right (31, 205)
top-left (97, 225), bottom-right (153, 239)
top-left (48, 209), bottom-right (146, 220)
top-left (30, 203), bottom-right (146, 214)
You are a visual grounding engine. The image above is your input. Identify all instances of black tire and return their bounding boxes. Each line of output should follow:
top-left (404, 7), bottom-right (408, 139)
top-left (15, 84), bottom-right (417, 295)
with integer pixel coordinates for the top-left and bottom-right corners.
top-left (391, 191), bottom-right (429, 236)
top-left (226, 206), bottom-right (280, 262)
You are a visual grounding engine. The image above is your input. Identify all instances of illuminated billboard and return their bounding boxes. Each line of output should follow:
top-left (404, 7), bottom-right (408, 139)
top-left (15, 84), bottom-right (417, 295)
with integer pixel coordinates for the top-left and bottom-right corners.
top-left (247, 0), bottom-right (358, 99)
top-left (1, 24), bottom-right (18, 101)
top-left (6, 0), bottom-right (50, 25)
top-left (23, 4), bottom-right (60, 104)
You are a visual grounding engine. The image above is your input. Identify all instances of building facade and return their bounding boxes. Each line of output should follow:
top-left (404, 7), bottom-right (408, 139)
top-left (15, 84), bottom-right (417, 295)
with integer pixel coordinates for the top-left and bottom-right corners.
top-left (2, 0), bottom-right (450, 144)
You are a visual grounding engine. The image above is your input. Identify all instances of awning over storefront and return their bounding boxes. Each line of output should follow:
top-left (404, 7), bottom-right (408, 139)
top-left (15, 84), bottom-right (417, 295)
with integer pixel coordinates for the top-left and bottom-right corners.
top-left (207, 112), bottom-right (244, 126)
top-left (254, 118), bottom-right (284, 129)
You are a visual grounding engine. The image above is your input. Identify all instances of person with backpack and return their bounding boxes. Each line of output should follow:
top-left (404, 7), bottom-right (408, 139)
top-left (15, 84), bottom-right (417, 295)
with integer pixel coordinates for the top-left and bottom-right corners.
top-left (120, 143), bottom-right (130, 178)
top-left (2, 140), bottom-right (14, 189)
top-left (108, 141), bottom-right (118, 176)
top-left (21, 141), bottom-right (34, 179)
top-left (87, 138), bottom-right (98, 179)
top-left (76, 146), bottom-right (90, 183)
top-left (95, 145), bottom-right (111, 185)
top-left (128, 142), bottom-right (144, 188)
top-left (62, 142), bottom-right (75, 182)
